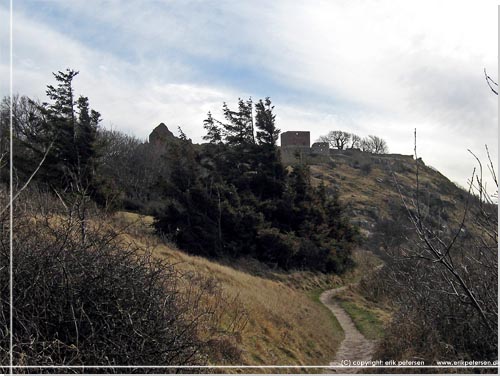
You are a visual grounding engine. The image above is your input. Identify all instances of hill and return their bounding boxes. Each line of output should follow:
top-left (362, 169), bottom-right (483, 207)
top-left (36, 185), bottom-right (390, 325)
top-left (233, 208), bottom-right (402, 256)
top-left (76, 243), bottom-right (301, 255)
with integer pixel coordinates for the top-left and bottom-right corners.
top-left (4, 71), bottom-right (496, 370)
top-left (293, 149), bottom-right (497, 364)
top-left (299, 148), bottom-right (472, 245)
top-left (110, 212), bottom-right (382, 369)
top-left (4, 181), bottom-right (387, 371)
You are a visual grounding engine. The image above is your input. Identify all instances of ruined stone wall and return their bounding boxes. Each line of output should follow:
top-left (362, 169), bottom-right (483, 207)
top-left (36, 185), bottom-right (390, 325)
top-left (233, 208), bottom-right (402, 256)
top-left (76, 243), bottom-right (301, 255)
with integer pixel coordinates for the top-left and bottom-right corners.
top-left (280, 131), bottom-right (310, 148)
top-left (311, 142), bottom-right (329, 155)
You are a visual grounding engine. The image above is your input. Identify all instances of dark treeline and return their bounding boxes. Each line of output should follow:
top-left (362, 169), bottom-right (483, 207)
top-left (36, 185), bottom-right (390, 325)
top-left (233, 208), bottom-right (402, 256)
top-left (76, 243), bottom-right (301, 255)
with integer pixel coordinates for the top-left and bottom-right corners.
top-left (0, 69), bottom-right (246, 368)
top-left (5, 70), bottom-right (101, 192)
top-left (3, 70), bottom-right (359, 273)
top-left (318, 130), bottom-right (388, 153)
top-left (153, 98), bottom-right (359, 272)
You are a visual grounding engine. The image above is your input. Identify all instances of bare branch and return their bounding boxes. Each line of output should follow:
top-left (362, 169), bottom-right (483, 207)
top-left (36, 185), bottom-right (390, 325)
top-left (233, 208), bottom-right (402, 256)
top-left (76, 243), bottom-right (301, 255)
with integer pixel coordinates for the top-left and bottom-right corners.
top-left (484, 68), bottom-right (498, 95)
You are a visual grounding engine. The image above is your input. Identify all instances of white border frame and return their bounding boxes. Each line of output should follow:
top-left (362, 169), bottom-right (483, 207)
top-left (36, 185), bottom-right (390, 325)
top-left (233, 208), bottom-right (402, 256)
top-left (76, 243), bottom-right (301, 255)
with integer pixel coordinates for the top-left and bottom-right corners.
top-left (4, 1), bottom-right (499, 373)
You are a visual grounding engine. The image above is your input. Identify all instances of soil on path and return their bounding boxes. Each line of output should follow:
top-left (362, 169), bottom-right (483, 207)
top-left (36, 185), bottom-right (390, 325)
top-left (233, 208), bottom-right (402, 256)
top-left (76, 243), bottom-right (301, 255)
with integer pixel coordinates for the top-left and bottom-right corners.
top-left (320, 286), bottom-right (377, 374)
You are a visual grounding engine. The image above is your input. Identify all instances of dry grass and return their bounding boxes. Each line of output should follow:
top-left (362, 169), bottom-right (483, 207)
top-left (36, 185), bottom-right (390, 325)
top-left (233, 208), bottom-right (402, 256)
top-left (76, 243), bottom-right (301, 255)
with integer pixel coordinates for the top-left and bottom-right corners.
top-left (309, 155), bottom-right (467, 229)
top-left (110, 211), bottom-right (345, 371)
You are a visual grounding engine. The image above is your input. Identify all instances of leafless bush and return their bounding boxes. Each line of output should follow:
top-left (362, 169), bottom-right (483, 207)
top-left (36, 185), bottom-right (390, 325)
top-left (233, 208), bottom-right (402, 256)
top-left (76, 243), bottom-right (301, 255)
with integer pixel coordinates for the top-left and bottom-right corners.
top-left (0, 187), bottom-right (246, 371)
top-left (362, 140), bottom-right (497, 364)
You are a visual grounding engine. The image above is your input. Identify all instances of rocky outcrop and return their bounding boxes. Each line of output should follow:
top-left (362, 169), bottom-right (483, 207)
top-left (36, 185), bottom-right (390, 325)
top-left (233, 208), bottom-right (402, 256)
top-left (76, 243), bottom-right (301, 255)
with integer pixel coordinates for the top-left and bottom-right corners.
top-left (148, 123), bottom-right (177, 146)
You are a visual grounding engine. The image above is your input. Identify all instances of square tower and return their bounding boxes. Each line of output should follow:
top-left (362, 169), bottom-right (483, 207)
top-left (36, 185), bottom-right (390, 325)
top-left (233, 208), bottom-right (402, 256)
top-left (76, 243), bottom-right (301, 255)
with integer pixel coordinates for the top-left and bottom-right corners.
top-left (280, 131), bottom-right (310, 148)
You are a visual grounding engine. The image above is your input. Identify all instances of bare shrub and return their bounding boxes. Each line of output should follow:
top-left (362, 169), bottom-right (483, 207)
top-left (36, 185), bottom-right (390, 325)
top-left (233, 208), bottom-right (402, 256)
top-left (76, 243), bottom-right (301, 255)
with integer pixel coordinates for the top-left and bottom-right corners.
top-left (0, 187), bottom-right (246, 370)
top-left (361, 143), bottom-right (497, 364)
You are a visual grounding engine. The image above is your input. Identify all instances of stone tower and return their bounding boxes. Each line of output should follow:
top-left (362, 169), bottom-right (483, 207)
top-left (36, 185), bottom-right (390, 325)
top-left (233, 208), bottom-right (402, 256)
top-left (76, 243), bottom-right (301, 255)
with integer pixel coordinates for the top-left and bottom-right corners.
top-left (280, 131), bottom-right (311, 149)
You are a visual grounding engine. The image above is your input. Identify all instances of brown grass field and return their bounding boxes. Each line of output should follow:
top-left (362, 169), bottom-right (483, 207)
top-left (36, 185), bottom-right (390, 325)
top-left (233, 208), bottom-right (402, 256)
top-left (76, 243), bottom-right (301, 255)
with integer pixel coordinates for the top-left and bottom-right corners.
top-left (111, 211), bottom-right (354, 371)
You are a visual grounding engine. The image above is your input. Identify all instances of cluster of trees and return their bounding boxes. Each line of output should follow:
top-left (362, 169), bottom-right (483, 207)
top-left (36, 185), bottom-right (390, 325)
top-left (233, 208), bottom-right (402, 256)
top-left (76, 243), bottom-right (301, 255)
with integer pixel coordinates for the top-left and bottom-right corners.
top-left (2, 73), bottom-right (359, 274)
top-left (1, 71), bottom-right (359, 368)
top-left (154, 98), bottom-right (359, 272)
top-left (6, 69), bottom-right (101, 198)
top-left (0, 70), bottom-right (248, 368)
top-left (318, 130), bottom-right (388, 154)
top-left (3, 71), bottom-right (168, 213)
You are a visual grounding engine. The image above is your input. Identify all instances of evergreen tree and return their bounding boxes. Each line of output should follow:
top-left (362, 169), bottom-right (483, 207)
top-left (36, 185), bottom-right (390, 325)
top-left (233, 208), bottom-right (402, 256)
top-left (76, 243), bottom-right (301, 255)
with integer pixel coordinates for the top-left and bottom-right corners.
top-left (153, 97), bottom-right (358, 273)
top-left (202, 112), bottom-right (222, 144)
top-left (40, 69), bottom-right (80, 188)
top-left (16, 68), bottom-right (102, 191)
top-left (255, 97), bottom-right (279, 147)
top-left (75, 96), bottom-right (99, 184)
top-left (177, 126), bottom-right (188, 142)
top-left (45, 69), bottom-right (78, 125)
top-left (222, 98), bottom-right (254, 145)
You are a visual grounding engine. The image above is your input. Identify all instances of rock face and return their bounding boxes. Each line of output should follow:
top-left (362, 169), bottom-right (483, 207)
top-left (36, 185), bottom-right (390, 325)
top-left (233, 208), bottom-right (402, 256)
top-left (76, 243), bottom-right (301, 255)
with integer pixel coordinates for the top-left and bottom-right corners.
top-left (148, 123), bottom-right (176, 145)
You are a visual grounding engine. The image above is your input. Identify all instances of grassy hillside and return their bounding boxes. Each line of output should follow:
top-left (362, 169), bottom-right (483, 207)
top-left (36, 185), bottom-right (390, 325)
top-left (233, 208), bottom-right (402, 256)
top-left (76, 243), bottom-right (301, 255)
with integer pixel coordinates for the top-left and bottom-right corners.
top-left (298, 149), bottom-right (498, 365)
top-left (302, 149), bottom-right (470, 238)
top-left (110, 149), bottom-right (471, 369)
top-left (112, 212), bottom-right (348, 369)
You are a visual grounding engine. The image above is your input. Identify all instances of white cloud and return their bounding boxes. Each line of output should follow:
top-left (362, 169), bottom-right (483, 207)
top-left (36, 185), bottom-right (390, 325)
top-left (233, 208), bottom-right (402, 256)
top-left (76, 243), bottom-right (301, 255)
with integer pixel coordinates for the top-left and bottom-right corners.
top-left (2, 0), bottom-right (498, 190)
top-left (2, 5), bottom-right (227, 139)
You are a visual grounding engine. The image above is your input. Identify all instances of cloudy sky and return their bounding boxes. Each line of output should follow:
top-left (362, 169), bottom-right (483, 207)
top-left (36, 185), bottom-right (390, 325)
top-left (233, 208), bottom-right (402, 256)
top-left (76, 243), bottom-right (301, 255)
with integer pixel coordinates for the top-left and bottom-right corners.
top-left (0, 0), bottom-right (498, 189)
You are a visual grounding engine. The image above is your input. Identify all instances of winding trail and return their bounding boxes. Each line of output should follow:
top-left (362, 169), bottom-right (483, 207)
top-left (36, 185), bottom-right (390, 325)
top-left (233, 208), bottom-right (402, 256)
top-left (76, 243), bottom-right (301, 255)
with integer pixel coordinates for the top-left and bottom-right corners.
top-left (320, 285), bottom-right (377, 373)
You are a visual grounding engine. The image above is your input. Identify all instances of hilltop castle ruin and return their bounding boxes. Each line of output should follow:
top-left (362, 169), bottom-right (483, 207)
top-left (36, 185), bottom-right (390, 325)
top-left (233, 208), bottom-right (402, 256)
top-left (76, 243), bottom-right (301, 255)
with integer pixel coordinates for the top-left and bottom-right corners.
top-left (280, 131), bottom-right (330, 158)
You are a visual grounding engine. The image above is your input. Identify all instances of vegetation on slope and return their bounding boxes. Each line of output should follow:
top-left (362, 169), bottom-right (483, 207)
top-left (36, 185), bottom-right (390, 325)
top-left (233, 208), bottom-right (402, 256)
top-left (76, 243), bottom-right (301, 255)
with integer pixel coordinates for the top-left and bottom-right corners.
top-left (4, 71), bottom-right (359, 274)
top-left (1, 69), bottom-right (354, 370)
top-left (308, 150), bottom-right (469, 240)
top-left (113, 211), bottom-right (347, 368)
top-left (151, 99), bottom-right (359, 273)
top-left (1, 67), bottom-right (496, 369)
top-left (0, 190), bottom-right (346, 370)
top-left (307, 149), bottom-right (498, 363)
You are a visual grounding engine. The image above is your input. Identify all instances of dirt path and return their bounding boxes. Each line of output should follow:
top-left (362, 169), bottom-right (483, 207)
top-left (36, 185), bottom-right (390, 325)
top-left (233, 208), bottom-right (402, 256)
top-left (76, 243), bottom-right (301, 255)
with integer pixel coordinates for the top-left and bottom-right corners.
top-left (320, 286), bottom-right (377, 373)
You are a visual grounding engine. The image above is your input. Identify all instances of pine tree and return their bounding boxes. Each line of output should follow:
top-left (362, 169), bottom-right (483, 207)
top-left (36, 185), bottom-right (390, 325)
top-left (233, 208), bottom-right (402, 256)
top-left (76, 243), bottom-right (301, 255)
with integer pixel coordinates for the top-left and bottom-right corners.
top-left (177, 126), bottom-right (188, 142)
top-left (29, 68), bottom-right (101, 190)
top-left (76, 96), bottom-right (99, 184)
top-left (41, 69), bottom-right (80, 187)
top-left (202, 112), bottom-right (222, 144)
top-left (255, 97), bottom-right (279, 147)
top-left (45, 69), bottom-right (78, 125)
top-left (222, 98), bottom-right (254, 145)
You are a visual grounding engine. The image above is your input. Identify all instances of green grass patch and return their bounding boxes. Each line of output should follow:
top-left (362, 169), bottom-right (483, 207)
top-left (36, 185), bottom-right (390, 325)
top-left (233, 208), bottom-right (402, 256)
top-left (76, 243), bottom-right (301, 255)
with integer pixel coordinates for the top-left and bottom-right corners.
top-left (338, 300), bottom-right (384, 340)
top-left (308, 289), bottom-right (345, 343)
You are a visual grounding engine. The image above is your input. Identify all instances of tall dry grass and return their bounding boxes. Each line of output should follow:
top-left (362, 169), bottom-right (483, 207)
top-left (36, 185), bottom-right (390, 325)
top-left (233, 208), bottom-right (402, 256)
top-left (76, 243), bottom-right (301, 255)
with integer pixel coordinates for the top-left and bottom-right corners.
top-left (112, 211), bottom-right (346, 369)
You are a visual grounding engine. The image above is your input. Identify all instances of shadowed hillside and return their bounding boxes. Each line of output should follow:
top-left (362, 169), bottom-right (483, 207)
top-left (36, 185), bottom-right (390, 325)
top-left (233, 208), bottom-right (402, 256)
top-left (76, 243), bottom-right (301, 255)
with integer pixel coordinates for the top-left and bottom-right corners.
top-left (303, 149), bottom-right (474, 243)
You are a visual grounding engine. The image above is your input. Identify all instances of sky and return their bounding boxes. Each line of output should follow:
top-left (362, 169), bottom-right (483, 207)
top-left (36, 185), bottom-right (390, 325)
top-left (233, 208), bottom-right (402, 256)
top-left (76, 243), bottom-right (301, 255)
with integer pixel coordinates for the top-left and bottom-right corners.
top-left (0, 0), bottom-right (498, 191)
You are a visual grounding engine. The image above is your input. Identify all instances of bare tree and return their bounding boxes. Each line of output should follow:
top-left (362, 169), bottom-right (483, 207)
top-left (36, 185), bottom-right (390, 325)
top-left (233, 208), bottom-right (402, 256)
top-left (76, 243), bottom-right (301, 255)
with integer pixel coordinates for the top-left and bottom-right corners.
top-left (350, 133), bottom-right (361, 149)
top-left (359, 135), bottom-right (388, 154)
top-left (359, 137), bottom-right (373, 152)
top-left (369, 135), bottom-right (388, 154)
top-left (367, 132), bottom-right (498, 362)
top-left (319, 130), bottom-right (351, 150)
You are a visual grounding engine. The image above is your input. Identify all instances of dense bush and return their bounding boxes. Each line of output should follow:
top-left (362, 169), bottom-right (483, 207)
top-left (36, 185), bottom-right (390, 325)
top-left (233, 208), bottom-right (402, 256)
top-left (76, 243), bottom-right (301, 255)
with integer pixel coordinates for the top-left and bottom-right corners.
top-left (153, 136), bottom-right (359, 272)
top-left (3, 70), bottom-right (359, 279)
top-left (0, 189), bottom-right (244, 369)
